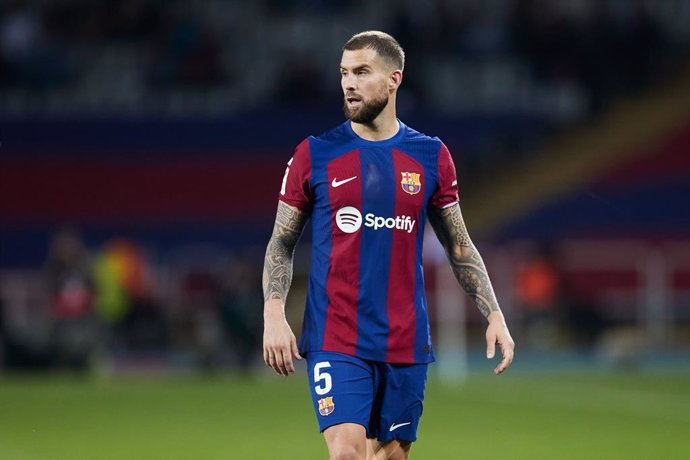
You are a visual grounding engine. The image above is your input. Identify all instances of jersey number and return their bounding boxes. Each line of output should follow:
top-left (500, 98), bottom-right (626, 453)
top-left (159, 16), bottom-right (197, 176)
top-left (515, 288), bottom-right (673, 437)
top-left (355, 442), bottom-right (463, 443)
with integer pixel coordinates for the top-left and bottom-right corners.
top-left (280, 157), bottom-right (293, 196)
top-left (313, 361), bottom-right (332, 395)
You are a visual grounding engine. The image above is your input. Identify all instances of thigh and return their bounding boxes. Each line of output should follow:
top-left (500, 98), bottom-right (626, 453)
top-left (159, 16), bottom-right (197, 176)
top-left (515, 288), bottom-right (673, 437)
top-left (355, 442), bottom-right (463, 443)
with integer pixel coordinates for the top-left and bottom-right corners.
top-left (306, 352), bottom-right (375, 434)
top-left (374, 362), bottom-right (428, 443)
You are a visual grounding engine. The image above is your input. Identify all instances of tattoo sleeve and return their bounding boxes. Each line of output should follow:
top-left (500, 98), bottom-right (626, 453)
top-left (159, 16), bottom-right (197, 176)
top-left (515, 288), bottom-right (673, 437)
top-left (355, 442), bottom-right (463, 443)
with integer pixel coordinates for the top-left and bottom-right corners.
top-left (428, 203), bottom-right (500, 318)
top-left (262, 201), bottom-right (309, 304)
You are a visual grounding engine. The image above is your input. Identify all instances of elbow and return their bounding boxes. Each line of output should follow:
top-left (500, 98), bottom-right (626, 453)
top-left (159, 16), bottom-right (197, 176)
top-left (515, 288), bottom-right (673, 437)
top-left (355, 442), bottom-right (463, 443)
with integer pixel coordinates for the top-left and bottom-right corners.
top-left (267, 234), bottom-right (295, 257)
top-left (448, 244), bottom-right (473, 265)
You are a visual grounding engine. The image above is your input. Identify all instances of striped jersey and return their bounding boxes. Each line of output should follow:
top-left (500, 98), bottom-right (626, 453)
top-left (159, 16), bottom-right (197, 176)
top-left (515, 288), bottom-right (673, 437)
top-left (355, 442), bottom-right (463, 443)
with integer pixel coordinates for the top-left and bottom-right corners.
top-left (279, 120), bottom-right (459, 364)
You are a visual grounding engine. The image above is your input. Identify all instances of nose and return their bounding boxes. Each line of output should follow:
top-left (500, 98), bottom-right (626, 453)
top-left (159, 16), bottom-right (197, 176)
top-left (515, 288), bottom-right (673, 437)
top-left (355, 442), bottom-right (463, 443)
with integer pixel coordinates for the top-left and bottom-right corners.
top-left (342, 73), bottom-right (356, 91)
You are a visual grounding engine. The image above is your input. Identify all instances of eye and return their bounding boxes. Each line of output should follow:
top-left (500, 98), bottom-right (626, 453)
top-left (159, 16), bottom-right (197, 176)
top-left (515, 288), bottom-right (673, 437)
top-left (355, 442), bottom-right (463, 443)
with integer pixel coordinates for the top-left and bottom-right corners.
top-left (357, 70), bottom-right (367, 75)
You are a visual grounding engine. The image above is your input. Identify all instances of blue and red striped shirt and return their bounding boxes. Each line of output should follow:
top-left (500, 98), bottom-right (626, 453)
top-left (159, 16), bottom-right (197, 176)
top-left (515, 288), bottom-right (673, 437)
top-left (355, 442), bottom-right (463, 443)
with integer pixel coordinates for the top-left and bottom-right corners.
top-left (279, 120), bottom-right (459, 364)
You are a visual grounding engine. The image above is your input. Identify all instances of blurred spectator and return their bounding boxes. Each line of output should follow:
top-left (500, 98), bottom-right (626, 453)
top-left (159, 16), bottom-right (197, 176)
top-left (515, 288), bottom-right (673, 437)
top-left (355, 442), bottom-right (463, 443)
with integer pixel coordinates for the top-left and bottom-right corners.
top-left (218, 258), bottom-right (262, 372)
top-left (93, 238), bottom-right (168, 351)
top-left (46, 227), bottom-right (93, 319)
top-left (93, 242), bottom-right (131, 326)
top-left (515, 243), bottom-right (563, 348)
top-left (516, 241), bottom-right (611, 350)
top-left (44, 226), bottom-right (98, 370)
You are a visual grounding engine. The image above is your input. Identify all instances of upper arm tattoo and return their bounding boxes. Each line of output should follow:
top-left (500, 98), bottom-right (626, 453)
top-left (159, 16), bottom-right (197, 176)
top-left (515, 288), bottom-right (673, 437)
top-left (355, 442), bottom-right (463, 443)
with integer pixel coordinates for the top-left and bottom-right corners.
top-left (428, 203), bottom-right (500, 318)
top-left (262, 201), bottom-right (309, 303)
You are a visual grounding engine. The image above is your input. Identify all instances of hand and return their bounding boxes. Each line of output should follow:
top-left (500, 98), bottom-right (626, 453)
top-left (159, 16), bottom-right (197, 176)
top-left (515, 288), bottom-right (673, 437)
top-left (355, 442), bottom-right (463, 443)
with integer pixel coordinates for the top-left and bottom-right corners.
top-left (486, 311), bottom-right (515, 375)
top-left (263, 302), bottom-right (302, 376)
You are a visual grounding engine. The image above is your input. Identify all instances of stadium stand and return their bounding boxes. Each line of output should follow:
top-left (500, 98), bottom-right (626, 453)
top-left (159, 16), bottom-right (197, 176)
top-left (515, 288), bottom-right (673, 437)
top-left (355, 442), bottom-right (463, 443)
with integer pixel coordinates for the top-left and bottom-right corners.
top-left (1, 0), bottom-right (689, 370)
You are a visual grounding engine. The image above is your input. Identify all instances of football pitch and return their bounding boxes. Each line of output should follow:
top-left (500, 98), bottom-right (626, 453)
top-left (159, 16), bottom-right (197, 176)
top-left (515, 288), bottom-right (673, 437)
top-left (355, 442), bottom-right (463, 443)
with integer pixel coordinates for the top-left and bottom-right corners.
top-left (1, 371), bottom-right (688, 459)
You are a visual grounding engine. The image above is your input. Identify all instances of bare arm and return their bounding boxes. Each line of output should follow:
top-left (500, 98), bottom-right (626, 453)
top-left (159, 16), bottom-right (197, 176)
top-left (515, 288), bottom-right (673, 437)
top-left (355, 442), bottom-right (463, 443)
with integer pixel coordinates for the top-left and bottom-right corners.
top-left (428, 203), bottom-right (515, 374)
top-left (262, 201), bottom-right (309, 376)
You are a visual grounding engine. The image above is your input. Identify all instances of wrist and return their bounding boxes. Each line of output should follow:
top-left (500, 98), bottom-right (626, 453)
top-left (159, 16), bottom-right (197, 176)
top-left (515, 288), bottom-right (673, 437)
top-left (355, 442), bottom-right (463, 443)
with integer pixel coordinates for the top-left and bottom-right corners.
top-left (264, 298), bottom-right (286, 320)
top-left (487, 310), bottom-right (505, 323)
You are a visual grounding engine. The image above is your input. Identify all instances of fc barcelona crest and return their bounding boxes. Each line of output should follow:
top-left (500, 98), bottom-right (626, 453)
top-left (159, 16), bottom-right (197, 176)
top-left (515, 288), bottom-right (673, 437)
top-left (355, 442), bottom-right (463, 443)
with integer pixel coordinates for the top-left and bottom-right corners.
top-left (318, 397), bottom-right (335, 416)
top-left (401, 172), bottom-right (422, 195)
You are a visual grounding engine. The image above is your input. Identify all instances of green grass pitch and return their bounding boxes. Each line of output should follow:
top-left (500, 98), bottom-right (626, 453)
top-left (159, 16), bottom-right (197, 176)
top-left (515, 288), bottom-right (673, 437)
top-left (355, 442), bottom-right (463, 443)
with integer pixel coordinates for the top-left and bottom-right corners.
top-left (1, 371), bottom-right (688, 459)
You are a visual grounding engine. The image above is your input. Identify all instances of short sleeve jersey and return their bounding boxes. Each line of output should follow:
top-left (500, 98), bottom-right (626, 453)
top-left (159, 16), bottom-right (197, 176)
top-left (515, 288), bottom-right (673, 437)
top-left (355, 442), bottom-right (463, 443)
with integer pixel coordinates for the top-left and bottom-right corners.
top-left (279, 120), bottom-right (459, 364)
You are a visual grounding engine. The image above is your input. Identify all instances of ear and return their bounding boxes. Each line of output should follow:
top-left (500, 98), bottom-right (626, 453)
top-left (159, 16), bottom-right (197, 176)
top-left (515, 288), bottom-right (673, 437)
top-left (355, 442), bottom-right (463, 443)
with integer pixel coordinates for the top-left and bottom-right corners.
top-left (389, 69), bottom-right (403, 92)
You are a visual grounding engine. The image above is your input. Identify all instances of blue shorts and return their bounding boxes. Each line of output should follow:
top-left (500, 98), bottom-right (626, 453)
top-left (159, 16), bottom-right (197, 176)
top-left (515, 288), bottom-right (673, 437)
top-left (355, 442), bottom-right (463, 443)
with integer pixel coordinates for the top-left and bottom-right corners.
top-left (306, 352), bottom-right (428, 442)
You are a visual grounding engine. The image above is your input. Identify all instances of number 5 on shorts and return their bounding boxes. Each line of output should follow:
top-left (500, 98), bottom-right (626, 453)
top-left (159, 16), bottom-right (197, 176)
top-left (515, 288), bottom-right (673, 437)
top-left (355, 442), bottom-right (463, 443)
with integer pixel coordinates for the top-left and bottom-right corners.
top-left (314, 361), bottom-right (332, 395)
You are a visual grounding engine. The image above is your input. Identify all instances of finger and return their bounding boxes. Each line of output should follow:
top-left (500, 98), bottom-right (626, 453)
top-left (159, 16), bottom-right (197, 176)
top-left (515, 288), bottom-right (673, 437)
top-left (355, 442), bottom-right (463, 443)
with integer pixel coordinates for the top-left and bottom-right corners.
top-left (282, 347), bottom-right (295, 374)
top-left (291, 336), bottom-right (302, 361)
top-left (274, 348), bottom-right (287, 376)
top-left (486, 334), bottom-right (496, 359)
top-left (267, 351), bottom-right (278, 373)
top-left (273, 352), bottom-right (286, 376)
top-left (263, 347), bottom-right (270, 367)
top-left (494, 356), bottom-right (509, 375)
top-left (495, 355), bottom-right (512, 374)
top-left (494, 344), bottom-right (514, 375)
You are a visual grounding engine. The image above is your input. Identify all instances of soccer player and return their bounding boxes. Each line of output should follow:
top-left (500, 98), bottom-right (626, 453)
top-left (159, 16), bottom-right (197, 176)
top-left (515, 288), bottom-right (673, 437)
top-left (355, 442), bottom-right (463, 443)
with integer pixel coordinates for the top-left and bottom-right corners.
top-left (262, 31), bottom-right (515, 460)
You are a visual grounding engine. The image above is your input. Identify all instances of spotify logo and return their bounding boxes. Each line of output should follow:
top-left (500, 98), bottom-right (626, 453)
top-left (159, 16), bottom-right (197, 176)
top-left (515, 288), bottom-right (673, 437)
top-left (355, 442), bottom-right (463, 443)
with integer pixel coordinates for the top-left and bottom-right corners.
top-left (335, 206), bottom-right (362, 233)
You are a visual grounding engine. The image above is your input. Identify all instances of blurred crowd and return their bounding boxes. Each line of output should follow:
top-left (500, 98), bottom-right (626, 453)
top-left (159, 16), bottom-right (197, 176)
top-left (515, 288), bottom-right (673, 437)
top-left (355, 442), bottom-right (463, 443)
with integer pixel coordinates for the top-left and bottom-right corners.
top-left (0, 227), bottom-right (263, 373)
top-left (0, 227), bottom-right (627, 373)
top-left (1, 0), bottom-right (688, 117)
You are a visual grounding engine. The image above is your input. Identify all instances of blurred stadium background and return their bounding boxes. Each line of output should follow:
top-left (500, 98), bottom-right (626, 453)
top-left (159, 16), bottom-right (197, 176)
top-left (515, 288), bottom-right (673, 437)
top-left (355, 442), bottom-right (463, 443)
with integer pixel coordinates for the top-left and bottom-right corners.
top-left (1, 0), bottom-right (689, 458)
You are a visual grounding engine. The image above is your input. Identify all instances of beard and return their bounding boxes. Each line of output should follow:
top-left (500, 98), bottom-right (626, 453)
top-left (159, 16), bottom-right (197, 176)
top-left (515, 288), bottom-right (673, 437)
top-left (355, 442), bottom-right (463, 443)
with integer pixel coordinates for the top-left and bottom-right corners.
top-left (343, 91), bottom-right (390, 124)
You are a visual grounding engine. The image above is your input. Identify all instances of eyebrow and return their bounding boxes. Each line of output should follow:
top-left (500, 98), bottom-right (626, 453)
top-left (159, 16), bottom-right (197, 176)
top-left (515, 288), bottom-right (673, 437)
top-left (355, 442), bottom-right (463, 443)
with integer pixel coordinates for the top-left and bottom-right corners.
top-left (340, 64), bottom-right (372, 72)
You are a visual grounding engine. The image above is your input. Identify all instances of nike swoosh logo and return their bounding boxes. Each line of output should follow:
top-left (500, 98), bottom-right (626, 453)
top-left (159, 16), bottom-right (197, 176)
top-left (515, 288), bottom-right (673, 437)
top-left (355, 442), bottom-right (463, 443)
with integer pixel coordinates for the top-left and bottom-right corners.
top-left (389, 422), bottom-right (411, 432)
top-left (331, 176), bottom-right (357, 188)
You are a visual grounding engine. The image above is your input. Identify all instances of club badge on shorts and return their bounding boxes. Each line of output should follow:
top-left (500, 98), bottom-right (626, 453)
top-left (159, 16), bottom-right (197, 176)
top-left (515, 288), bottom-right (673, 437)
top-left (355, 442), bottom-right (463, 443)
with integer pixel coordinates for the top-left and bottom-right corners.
top-left (401, 172), bottom-right (421, 195)
top-left (318, 397), bottom-right (335, 416)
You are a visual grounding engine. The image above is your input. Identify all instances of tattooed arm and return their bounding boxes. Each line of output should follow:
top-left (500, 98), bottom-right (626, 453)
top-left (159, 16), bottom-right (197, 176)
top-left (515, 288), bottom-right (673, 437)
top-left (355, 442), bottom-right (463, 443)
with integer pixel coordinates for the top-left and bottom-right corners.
top-left (428, 203), bottom-right (515, 374)
top-left (263, 201), bottom-right (309, 303)
top-left (262, 201), bottom-right (309, 376)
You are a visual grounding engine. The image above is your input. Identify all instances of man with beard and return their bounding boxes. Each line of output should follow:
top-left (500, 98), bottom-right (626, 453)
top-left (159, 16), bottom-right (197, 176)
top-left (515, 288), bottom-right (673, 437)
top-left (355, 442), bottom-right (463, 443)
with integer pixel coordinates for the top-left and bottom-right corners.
top-left (262, 31), bottom-right (515, 460)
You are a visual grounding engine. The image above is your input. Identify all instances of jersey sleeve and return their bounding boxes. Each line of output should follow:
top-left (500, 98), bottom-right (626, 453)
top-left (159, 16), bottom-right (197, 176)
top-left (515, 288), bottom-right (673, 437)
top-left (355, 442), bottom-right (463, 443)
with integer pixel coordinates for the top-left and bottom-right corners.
top-left (430, 142), bottom-right (460, 209)
top-left (278, 138), bottom-right (312, 211)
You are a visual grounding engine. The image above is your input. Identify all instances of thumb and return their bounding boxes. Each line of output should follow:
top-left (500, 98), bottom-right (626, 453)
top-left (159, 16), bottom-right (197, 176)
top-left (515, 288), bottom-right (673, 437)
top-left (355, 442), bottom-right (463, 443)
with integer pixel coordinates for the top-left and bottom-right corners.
top-left (291, 336), bottom-right (302, 360)
top-left (486, 334), bottom-right (496, 359)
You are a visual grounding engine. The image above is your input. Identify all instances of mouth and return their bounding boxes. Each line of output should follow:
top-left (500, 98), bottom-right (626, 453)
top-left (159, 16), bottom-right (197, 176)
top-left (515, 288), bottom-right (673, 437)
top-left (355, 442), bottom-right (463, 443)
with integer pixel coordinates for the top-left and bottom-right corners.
top-left (346, 95), bottom-right (362, 108)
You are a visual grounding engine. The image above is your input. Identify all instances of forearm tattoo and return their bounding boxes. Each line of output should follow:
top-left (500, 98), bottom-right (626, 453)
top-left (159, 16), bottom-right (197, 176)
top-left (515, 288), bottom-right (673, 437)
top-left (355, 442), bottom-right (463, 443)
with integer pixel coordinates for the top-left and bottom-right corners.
top-left (262, 202), bottom-right (308, 303)
top-left (428, 204), bottom-right (501, 318)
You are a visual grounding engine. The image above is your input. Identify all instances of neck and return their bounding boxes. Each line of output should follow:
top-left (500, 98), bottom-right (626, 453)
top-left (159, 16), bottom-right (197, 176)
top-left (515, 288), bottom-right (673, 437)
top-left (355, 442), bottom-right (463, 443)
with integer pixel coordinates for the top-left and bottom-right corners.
top-left (350, 98), bottom-right (399, 141)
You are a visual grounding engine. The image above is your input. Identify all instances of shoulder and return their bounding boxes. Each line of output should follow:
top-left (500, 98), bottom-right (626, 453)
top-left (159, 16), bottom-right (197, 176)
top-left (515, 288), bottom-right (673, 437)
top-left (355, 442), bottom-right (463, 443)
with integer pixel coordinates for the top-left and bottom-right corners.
top-left (290, 137), bottom-right (311, 165)
top-left (291, 122), bottom-right (351, 152)
top-left (402, 123), bottom-right (437, 142)
top-left (291, 122), bottom-right (352, 157)
top-left (400, 122), bottom-right (443, 150)
top-left (312, 121), bottom-right (352, 144)
top-left (297, 122), bottom-right (358, 164)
